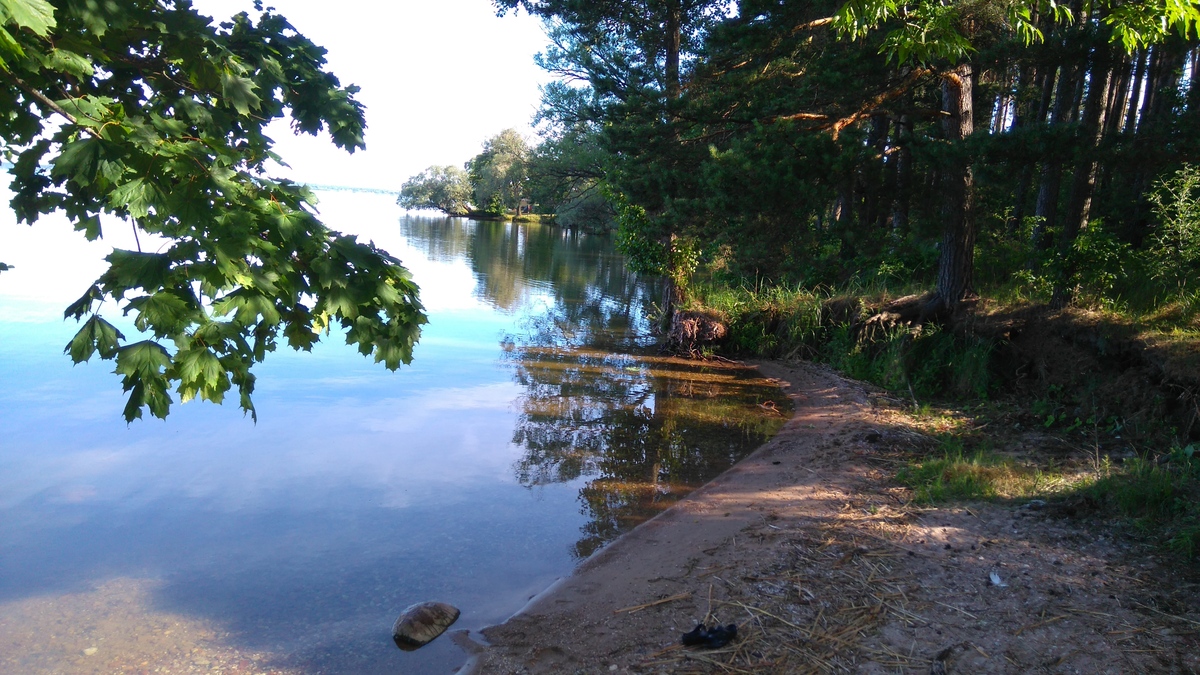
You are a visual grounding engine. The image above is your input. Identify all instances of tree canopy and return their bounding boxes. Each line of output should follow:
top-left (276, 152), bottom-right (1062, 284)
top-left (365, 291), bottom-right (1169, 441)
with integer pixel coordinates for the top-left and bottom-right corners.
top-left (397, 165), bottom-right (473, 215)
top-left (1, 0), bottom-right (426, 421)
top-left (498, 0), bottom-right (1200, 319)
top-left (468, 128), bottom-right (531, 214)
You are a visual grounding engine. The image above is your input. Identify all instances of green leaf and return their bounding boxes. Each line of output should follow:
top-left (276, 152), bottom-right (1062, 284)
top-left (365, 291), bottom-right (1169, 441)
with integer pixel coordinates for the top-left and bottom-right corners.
top-left (75, 215), bottom-right (102, 240)
top-left (0, 0), bottom-right (56, 37)
top-left (173, 346), bottom-right (229, 404)
top-left (64, 284), bottom-right (103, 319)
top-left (220, 71), bottom-right (261, 116)
top-left (212, 290), bottom-right (283, 326)
top-left (102, 250), bottom-right (172, 296)
top-left (127, 291), bottom-right (196, 337)
top-left (52, 138), bottom-right (101, 184)
top-left (117, 341), bottom-right (172, 380)
top-left (115, 341), bottom-right (174, 421)
top-left (42, 47), bottom-right (93, 78)
top-left (65, 315), bottom-right (125, 363)
top-left (109, 177), bottom-right (159, 219)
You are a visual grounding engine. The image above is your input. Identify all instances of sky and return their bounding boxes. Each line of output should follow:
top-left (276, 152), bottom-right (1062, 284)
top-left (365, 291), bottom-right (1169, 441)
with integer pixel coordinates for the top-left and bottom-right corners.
top-left (0, 1), bottom-right (551, 311)
top-left (192, 0), bottom-right (552, 190)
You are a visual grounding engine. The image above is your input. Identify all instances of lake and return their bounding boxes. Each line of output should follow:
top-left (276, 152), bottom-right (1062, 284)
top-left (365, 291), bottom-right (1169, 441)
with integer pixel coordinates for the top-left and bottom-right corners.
top-left (0, 191), bottom-right (786, 674)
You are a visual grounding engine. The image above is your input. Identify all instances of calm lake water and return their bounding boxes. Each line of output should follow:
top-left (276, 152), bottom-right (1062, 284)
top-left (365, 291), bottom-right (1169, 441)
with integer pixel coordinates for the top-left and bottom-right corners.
top-left (0, 191), bottom-right (786, 674)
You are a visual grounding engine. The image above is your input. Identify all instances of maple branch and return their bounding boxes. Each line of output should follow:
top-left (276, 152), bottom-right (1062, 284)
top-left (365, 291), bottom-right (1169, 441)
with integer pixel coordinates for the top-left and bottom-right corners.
top-left (2, 71), bottom-right (102, 139)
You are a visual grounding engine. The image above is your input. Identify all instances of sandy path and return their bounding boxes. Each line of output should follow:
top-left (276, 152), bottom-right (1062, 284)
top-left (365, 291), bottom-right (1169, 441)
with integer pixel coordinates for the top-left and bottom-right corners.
top-left (468, 361), bottom-right (1200, 674)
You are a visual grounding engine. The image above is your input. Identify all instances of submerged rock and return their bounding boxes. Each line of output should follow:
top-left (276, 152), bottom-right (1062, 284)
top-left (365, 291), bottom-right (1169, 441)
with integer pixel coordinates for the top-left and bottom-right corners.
top-left (392, 601), bottom-right (461, 651)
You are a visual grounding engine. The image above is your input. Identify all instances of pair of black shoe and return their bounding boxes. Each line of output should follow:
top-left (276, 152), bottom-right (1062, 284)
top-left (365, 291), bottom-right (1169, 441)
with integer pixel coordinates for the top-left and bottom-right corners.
top-left (681, 623), bottom-right (737, 649)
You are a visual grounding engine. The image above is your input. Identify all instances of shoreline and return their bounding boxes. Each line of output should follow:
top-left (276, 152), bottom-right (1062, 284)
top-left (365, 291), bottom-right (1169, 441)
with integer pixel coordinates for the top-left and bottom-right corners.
top-left (463, 359), bottom-right (854, 672)
top-left (463, 359), bottom-right (1199, 674)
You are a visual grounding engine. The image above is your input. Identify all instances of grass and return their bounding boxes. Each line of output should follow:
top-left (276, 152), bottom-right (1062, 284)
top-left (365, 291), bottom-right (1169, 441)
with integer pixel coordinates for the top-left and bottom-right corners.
top-left (690, 282), bottom-right (998, 401)
top-left (896, 436), bottom-right (1200, 558)
top-left (687, 268), bottom-right (1200, 559)
top-left (1081, 448), bottom-right (1200, 559)
top-left (896, 436), bottom-right (1073, 504)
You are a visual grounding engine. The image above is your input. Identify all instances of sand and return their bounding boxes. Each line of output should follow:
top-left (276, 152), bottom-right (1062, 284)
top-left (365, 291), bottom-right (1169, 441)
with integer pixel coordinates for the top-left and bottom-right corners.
top-left (465, 360), bottom-right (1200, 674)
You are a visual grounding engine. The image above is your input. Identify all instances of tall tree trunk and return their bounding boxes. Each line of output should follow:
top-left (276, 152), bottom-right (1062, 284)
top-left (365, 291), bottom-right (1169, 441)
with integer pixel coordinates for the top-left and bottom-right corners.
top-left (1126, 41), bottom-right (1189, 245)
top-left (1063, 54), bottom-right (1114, 244)
top-left (1033, 63), bottom-right (1077, 250)
top-left (658, 0), bottom-right (683, 335)
top-left (862, 113), bottom-right (890, 238)
top-left (1124, 48), bottom-right (1149, 132)
top-left (929, 62), bottom-right (976, 314)
top-left (1011, 64), bottom-right (1051, 231)
top-left (1105, 51), bottom-right (1132, 136)
top-left (664, 1), bottom-right (682, 101)
top-left (1137, 46), bottom-right (1163, 133)
top-left (1054, 53), bottom-right (1115, 307)
top-left (891, 112), bottom-right (912, 234)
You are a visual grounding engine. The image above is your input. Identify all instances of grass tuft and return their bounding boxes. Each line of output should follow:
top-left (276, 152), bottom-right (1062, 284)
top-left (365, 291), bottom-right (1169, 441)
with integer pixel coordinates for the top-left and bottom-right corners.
top-left (1081, 447), bottom-right (1200, 558)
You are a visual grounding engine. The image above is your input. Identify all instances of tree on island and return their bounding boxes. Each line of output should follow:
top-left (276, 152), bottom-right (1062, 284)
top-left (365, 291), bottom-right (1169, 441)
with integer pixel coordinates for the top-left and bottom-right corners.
top-left (0, 0), bottom-right (426, 421)
top-left (397, 165), bottom-right (473, 215)
top-left (399, 128), bottom-right (533, 217)
top-left (468, 128), bottom-right (531, 215)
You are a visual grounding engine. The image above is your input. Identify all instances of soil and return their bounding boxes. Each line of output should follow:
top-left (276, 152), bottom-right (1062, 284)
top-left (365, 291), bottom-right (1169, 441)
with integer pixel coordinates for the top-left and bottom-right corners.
top-left (468, 360), bottom-right (1200, 674)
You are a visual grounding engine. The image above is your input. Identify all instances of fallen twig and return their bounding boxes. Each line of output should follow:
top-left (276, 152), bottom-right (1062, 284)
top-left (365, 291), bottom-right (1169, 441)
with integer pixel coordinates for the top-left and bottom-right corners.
top-left (613, 592), bottom-right (692, 615)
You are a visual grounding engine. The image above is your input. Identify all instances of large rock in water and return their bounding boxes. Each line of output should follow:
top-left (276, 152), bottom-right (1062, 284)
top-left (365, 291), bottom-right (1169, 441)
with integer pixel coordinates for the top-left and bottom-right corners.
top-left (392, 602), bottom-right (460, 651)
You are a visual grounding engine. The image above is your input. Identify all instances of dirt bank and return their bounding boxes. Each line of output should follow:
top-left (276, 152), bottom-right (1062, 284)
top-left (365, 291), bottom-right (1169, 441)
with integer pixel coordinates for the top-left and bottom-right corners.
top-left (469, 360), bottom-right (1200, 674)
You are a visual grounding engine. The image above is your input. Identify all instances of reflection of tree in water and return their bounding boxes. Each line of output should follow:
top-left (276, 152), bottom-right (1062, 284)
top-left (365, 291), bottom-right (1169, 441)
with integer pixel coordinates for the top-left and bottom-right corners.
top-left (400, 215), bottom-right (650, 329)
top-left (399, 215), bottom-right (786, 559)
top-left (508, 339), bottom-right (787, 558)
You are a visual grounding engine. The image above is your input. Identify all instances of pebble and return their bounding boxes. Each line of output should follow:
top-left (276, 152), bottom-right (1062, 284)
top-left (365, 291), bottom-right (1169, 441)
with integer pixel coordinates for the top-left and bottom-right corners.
top-left (83, 648), bottom-right (97, 656)
top-left (392, 601), bottom-right (460, 651)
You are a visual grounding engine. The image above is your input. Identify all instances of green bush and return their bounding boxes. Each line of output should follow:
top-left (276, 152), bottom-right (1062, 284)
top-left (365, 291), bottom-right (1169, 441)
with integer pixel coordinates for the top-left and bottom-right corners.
top-left (1148, 165), bottom-right (1200, 295)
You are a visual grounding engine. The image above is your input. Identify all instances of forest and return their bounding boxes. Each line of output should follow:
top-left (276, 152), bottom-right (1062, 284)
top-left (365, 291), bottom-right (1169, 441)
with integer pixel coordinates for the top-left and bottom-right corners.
top-left (399, 0), bottom-right (1200, 556)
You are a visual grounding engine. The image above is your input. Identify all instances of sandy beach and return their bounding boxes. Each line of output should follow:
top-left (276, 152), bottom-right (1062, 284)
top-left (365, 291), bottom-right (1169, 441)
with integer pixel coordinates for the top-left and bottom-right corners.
top-left (466, 360), bottom-right (1200, 674)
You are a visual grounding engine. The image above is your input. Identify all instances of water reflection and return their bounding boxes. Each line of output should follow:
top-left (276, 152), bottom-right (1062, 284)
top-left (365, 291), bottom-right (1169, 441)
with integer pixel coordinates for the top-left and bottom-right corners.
top-left (401, 216), bottom-right (648, 335)
top-left (402, 216), bottom-right (788, 559)
top-left (0, 204), bottom-right (786, 674)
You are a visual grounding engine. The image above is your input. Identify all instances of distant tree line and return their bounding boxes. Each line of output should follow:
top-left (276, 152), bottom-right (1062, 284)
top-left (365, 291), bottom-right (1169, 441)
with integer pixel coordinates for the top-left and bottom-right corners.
top-left (398, 127), bottom-right (615, 230)
top-left (488, 0), bottom-right (1200, 319)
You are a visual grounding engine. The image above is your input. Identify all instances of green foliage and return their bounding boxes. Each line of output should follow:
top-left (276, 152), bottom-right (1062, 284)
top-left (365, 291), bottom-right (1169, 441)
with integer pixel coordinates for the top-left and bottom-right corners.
top-left (896, 436), bottom-right (1066, 504)
top-left (484, 192), bottom-right (507, 216)
top-left (397, 165), bottom-right (473, 215)
top-left (526, 126), bottom-right (613, 230)
top-left (897, 444), bottom-right (1007, 503)
top-left (1055, 220), bottom-right (1134, 307)
top-left (1083, 447), bottom-right (1200, 558)
top-left (819, 323), bottom-right (993, 399)
top-left (613, 197), bottom-right (668, 276)
top-left (694, 283), bottom-right (827, 357)
top-left (833, 0), bottom-right (1194, 66)
top-left (1147, 165), bottom-right (1200, 295)
top-left (468, 128), bottom-right (531, 213)
top-left (2, 0), bottom-right (426, 421)
top-left (1105, 0), bottom-right (1200, 51)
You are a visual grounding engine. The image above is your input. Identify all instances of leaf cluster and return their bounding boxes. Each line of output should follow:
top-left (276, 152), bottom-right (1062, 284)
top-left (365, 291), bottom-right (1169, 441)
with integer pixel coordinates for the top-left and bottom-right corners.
top-left (1, 0), bottom-right (426, 421)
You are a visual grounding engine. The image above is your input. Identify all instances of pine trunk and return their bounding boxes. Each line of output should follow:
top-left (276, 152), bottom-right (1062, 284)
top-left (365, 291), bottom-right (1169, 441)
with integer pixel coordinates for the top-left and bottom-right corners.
top-left (1033, 62), bottom-right (1079, 250)
top-left (891, 112), bottom-right (912, 233)
top-left (929, 62), bottom-right (976, 314)
top-left (1055, 51), bottom-right (1115, 306)
top-left (665, 2), bottom-right (682, 101)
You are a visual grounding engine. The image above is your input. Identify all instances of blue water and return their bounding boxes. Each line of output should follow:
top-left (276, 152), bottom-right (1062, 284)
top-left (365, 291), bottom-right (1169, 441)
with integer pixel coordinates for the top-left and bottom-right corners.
top-left (0, 192), bottom-right (783, 674)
